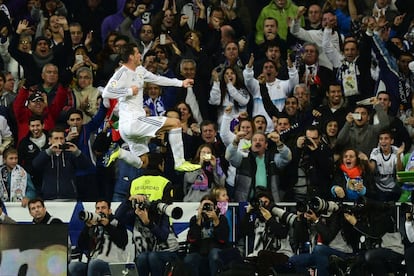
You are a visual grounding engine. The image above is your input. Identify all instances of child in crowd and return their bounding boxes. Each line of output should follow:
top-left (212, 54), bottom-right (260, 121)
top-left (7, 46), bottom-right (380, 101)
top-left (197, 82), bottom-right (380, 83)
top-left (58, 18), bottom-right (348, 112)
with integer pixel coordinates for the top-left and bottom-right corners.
top-left (0, 148), bottom-right (36, 207)
top-left (211, 186), bottom-right (229, 215)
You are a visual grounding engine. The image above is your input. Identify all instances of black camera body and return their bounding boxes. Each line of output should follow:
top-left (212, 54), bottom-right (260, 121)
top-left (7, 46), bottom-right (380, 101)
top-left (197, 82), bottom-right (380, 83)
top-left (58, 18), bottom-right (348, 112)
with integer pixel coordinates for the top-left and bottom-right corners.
top-left (297, 197), bottom-right (339, 215)
top-left (250, 198), bottom-right (264, 211)
top-left (132, 199), bottom-right (151, 210)
top-left (58, 143), bottom-right (70, 150)
top-left (304, 137), bottom-right (313, 146)
top-left (203, 203), bottom-right (214, 212)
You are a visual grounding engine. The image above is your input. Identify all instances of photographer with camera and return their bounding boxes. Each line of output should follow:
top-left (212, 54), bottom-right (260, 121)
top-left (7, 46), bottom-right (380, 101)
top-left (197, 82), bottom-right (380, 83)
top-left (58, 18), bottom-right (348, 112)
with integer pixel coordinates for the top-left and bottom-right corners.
top-left (184, 195), bottom-right (229, 276)
top-left (32, 127), bottom-right (92, 200)
top-left (288, 197), bottom-right (356, 276)
top-left (115, 193), bottom-right (179, 276)
top-left (237, 188), bottom-right (294, 275)
top-left (69, 199), bottom-right (128, 276)
top-left (286, 125), bottom-right (335, 201)
top-left (343, 198), bottom-right (404, 275)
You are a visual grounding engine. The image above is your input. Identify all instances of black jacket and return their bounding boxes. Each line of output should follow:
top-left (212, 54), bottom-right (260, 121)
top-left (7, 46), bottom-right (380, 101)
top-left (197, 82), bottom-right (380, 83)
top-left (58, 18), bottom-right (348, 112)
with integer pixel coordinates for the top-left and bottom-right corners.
top-left (187, 214), bottom-right (229, 256)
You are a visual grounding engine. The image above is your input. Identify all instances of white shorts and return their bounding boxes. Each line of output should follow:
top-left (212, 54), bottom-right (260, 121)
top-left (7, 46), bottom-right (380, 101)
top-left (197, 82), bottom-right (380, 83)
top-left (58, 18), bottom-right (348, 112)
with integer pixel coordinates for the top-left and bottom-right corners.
top-left (119, 116), bottom-right (167, 156)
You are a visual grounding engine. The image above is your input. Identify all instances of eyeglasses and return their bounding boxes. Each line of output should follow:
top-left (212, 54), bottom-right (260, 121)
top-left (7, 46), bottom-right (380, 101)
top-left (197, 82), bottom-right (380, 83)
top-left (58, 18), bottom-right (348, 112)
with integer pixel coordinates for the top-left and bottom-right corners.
top-left (19, 40), bottom-right (31, 44)
top-left (141, 30), bottom-right (153, 34)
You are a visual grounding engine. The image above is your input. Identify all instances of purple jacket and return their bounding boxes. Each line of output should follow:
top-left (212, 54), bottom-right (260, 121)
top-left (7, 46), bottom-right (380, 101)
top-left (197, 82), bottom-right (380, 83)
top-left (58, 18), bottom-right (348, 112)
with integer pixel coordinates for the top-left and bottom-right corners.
top-left (101, 0), bottom-right (142, 44)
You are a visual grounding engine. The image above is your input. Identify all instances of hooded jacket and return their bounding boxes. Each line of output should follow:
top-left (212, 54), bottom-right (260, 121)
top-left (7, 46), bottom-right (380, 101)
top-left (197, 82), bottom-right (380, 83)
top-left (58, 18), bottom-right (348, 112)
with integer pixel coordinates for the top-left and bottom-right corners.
top-left (101, 0), bottom-right (142, 44)
top-left (32, 148), bottom-right (92, 200)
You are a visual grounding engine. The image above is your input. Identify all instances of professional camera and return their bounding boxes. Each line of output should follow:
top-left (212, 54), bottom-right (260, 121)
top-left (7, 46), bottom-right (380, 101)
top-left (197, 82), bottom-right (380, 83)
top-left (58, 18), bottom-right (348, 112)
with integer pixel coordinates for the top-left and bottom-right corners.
top-left (342, 197), bottom-right (392, 218)
top-left (79, 210), bottom-right (106, 224)
top-left (132, 199), bottom-right (151, 210)
top-left (155, 202), bottom-right (183, 219)
top-left (132, 199), bottom-right (183, 219)
top-left (250, 198), bottom-right (264, 212)
top-left (58, 143), bottom-right (70, 150)
top-left (270, 205), bottom-right (298, 226)
top-left (297, 197), bottom-right (339, 216)
top-left (203, 202), bottom-right (214, 212)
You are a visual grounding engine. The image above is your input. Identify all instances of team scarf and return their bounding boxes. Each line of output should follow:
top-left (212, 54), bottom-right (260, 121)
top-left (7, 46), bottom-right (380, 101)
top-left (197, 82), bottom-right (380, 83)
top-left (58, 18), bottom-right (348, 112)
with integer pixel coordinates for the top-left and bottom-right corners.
top-left (0, 165), bottom-right (28, 202)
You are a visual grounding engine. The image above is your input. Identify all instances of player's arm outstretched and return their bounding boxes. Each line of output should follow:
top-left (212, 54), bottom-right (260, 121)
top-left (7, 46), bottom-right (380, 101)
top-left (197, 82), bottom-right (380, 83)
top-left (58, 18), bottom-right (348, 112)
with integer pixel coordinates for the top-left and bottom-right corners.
top-left (103, 69), bottom-right (139, 99)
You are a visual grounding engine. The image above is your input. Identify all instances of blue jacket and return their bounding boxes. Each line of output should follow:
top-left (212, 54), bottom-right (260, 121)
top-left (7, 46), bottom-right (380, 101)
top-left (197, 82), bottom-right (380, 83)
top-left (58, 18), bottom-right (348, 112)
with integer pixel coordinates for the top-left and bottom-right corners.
top-left (69, 103), bottom-right (107, 177)
top-left (32, 148), bottom-right (92, 200)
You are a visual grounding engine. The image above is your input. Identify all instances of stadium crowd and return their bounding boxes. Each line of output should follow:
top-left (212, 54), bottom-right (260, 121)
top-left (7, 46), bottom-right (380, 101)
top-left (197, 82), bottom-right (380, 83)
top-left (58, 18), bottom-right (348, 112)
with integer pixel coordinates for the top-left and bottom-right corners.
top-left (0, 0), bottom-right (414, 275)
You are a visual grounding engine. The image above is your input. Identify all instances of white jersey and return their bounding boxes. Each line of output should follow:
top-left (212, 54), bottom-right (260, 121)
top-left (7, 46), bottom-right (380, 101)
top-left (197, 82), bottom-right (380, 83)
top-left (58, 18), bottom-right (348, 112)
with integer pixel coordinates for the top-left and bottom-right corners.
top-left (369, 146), bottom-right (398, 192)
top-left (243, 66), bottom-right (299, 133)
top-left (103, 65), bottom-right (183, 159)
top-left (103, 65), bottom-right (182, 124)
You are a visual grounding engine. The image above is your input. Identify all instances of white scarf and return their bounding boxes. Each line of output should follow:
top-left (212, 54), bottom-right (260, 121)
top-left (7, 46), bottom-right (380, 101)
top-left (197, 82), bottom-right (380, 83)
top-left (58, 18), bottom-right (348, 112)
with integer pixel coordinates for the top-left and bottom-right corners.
top-left (0, 165), bottom-right (28, 202)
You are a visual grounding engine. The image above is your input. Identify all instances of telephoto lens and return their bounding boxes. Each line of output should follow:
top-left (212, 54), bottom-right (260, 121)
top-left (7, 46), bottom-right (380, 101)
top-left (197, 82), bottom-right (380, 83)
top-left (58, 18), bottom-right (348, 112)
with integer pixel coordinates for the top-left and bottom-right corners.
top-left (79, 211), bottom-right (102, 224)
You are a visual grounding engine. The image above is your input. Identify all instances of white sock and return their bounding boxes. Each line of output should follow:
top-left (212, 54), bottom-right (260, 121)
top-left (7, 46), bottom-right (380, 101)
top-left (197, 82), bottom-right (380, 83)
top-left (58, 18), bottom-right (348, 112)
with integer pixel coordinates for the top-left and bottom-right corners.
top-left (118, 148), bottom-right (143, 169)
top-left (168, 128), bottom-right (185, 167)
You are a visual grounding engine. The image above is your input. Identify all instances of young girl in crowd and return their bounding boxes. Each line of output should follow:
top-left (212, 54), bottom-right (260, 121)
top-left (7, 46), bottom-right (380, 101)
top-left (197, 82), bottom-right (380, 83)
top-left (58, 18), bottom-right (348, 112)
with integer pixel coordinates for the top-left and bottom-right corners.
top-left (209, 66), bottom-right (250, 128)
top-left (331, 148), bottom-right (373, 201)
top-left (183, 144), bottom-right (225, 202)
top-left (211, 186), bottom-right (229, 215)
top-left (0, 148), bottom-right (36, 207)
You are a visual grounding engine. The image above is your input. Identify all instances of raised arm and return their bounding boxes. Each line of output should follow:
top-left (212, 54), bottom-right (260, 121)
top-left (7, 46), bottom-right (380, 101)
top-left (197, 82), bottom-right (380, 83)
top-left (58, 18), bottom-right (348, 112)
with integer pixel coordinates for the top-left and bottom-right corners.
top-left (322, 27), bottom-right (343, 68)
top-left (219, 106), bottom-right (236, 146)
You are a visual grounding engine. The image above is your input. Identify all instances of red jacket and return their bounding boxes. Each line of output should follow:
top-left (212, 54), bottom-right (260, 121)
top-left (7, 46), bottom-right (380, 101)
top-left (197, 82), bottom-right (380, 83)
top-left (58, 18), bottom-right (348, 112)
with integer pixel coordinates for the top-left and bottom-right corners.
top-left (14, 85), bottom-right (68, 144)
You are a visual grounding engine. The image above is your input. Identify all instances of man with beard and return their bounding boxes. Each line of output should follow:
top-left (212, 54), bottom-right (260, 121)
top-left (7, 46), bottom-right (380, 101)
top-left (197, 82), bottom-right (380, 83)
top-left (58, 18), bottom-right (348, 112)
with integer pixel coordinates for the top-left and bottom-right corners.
top-left (18, 115), bottom-right (49, 194)
top-left (314, 83), bottom-right (352, 130)
top-left (226, 132), bottom-right (291, 202)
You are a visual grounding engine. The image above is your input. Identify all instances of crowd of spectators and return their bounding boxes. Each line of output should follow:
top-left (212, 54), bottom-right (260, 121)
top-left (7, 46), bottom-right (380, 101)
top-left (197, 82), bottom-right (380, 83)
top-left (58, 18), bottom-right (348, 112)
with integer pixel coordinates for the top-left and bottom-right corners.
top-left (0, 0), bottom-right (414, 275)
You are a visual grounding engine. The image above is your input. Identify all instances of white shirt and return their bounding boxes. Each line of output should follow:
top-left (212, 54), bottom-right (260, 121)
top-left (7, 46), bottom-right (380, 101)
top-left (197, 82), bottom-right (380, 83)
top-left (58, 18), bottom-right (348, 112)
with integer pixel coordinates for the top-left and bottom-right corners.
top-left (103, 65), bottom-right (182, 125)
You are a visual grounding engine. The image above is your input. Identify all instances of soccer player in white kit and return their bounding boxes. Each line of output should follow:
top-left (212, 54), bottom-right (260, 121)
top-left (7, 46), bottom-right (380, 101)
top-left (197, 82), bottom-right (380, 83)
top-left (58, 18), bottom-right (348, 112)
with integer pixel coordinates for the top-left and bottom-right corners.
top-left (103, 43), bottom-right (195, 170)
